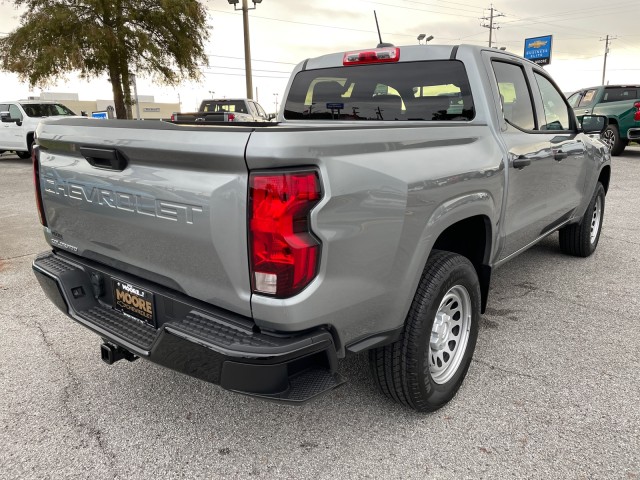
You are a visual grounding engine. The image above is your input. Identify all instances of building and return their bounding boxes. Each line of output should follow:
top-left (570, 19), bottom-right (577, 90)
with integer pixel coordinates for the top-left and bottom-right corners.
top-left (32, 92), bottom-right (179, 120)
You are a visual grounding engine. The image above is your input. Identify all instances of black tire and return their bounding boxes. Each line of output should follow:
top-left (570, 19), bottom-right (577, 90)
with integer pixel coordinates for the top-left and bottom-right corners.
top-left (16, 151), bottom-right (31, 159)
top-left (559, 182), bottom-right (605, 257)
top-left (369, 250), bottom-right (480, 412)
top-left (601, 124), bottom-right (626, 156)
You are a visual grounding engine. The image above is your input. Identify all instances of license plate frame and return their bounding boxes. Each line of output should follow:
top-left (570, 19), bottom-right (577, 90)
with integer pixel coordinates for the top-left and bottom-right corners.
top-left (112, 279), bottom-right (155, 326)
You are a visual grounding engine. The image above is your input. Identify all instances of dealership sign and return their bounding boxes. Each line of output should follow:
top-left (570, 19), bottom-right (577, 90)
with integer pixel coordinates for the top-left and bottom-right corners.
top-left (524, 35), bottom-right (553, 66)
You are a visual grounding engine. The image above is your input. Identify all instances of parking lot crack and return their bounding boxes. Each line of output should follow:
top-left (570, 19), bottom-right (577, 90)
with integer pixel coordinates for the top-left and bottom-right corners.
top-left (0, 252), bottom-right (42, 261)
top-left (473, 358), bottom-right (549, 384)
top-left (31, 320), bottom-right (117, 468)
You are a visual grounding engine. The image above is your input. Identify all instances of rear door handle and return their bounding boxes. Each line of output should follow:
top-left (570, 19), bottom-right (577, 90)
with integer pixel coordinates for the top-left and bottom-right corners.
top-left (583, 110), bottom-right (590, 114)
top-left (80, 147), bottom-right (128, 171)
top-left (513, 157), bottom-right (531, 169)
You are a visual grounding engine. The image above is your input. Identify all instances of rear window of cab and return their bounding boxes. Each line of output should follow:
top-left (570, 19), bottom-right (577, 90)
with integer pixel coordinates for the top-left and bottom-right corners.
top-left (284, 60), bottom-right (475, 121)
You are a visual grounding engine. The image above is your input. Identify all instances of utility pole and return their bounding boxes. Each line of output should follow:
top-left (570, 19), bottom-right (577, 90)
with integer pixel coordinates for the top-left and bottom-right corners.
top-left (600, 35), bottom-right (616, 85)
top-left (241, 0), bottom-right (254, 99)
top-left (481, 5), bottom-right (504, 48)
top-left (131, 73), bottom-right (141, 120)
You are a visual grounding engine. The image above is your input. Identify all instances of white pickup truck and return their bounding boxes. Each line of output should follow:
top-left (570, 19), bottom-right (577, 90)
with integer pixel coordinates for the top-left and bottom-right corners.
top-left (0, 100), bottom-right (77, 158)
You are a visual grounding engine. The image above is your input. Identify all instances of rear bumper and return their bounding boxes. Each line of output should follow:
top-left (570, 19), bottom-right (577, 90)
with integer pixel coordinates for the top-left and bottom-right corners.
top-left (627, 128), bottom-right (640, 140)
top-left (33, 251), bottom-right (343, 403)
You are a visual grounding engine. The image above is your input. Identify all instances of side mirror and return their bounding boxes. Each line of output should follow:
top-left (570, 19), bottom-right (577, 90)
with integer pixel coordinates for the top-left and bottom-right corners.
top-left (0, 111), bottom-right (21, 125)
top-left (581, 114), bottom-right (608, 134)
top-left (267, 113), bottom-right (276, 121)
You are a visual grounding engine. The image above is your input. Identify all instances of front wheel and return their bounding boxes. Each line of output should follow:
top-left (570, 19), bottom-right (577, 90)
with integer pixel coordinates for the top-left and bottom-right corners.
top-left (16, 151), bottom-right (31, 159)
top-left (369, 250), bottom-right (480, 412)
top-left (559, 182), bottom-right (605, 257)
top-left (601, 124), bottom-right (627, 156)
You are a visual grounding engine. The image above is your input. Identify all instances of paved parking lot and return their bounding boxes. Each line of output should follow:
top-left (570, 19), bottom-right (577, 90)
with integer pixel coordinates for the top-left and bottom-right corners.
top-left (1, 148), bottom-right (639, 479)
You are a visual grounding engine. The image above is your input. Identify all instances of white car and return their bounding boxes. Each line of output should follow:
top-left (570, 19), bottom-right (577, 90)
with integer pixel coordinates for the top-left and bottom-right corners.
top-left (0, 101), bottom-right (77, 158)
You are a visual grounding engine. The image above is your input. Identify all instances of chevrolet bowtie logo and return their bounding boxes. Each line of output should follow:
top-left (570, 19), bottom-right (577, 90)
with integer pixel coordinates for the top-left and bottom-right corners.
top-left (528, 40), bottom-right (548, 49)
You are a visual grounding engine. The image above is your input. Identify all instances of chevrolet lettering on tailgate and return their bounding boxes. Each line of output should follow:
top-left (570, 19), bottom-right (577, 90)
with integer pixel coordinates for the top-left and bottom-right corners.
top-left (42, 174), bottom-right (204, 225)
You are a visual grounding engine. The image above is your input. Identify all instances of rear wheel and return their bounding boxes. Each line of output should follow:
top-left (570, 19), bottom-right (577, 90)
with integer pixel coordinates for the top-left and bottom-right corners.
top-left (369, 250), bottom-right (480, 412)
top-left (16, 151), bottom-right (31, 159)
top-left (559, 182), bottom-right (605, 257)
top-left (601, 124), bottom-right (627, 156)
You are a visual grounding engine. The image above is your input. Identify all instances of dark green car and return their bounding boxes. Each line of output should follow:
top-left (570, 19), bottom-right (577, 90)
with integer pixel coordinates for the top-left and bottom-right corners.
top-left (568, 85), bottom-right (640, 155)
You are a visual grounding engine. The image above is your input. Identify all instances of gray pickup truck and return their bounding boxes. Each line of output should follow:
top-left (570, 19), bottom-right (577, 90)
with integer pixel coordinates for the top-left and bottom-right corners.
top-left (32, 44), bottom-right (610, 412)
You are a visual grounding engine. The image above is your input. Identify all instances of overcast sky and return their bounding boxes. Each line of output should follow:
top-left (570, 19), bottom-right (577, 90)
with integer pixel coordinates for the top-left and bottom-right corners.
top-left (1, 0), bottom-right (639, 112)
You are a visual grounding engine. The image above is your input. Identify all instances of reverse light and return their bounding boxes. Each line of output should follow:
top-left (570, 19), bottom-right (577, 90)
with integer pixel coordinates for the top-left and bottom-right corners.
top-left (32, 145), bottom-right (47, 227)
top-left (343, 47), bottom-right (400, 66)
top-left (249, 170), bottom-right (322, 298)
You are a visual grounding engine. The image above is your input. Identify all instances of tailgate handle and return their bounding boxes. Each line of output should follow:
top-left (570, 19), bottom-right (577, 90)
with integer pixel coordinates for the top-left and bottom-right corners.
top-left (80, 147), bottom-right (128, 171)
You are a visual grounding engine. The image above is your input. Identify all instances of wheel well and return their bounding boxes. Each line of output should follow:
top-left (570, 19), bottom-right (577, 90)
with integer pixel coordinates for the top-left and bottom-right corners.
top-left (26, 132), bottom-right (35, 153)
top-left (432, 215), bottom-right (492, 313)
top-left (598, 165), bottom-right (611, 193)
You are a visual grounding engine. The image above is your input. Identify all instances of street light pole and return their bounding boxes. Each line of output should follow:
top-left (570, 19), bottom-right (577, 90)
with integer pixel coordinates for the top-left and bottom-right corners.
top-left (241, 0), bottom-right (253, 99)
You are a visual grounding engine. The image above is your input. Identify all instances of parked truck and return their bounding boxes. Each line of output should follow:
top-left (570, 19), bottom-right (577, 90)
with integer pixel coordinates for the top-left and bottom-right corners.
top-left (0, 100), bottom-right (77, 158)
top-left (170, 98), bottom-right (272, 123)
top-left (567, 85), bottom-right (640, 155)
top-left (32, 44), bottom-right (611, 412)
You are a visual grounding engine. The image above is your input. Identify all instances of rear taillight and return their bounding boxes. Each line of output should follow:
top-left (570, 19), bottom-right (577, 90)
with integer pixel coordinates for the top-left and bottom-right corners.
top-left (228, 113), bottom-right (236, 122)
top-left (343, 47), bottom-right (400, 66)
top-left (634, 101), bottom-right (640, 121)
top-left (249, 170), bottom-right (322, 298)
top-left (32, 145), bottom-right (47, 227)
top-left (170, 113), bottom-right (176, 121)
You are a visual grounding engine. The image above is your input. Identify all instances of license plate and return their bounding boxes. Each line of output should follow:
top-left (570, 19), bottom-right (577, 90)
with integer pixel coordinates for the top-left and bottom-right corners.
top-left (113, 280), bottom-right (155, 326)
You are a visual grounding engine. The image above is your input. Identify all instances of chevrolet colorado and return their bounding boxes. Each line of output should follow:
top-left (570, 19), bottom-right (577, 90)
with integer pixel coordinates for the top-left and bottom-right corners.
top-left (31, 44), bottom-right (611, 412)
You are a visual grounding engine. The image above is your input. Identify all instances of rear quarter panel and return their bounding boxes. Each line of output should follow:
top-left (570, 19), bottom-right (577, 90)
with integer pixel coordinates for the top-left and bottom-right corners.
top-left (246, 124), bottom-right (504, 348)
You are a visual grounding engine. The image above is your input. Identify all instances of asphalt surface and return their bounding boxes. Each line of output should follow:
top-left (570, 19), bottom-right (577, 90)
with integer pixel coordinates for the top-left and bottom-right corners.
top-left (1, 148), bottom-right (639, 479)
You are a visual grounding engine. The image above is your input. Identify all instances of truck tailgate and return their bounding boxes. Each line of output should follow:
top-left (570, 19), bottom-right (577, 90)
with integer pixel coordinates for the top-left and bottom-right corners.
top-left (36, 120), bottom-right (253, 317)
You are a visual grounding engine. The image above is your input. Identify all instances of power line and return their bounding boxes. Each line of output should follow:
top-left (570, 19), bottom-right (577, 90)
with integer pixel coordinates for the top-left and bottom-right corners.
top-left (200, 63), bottom-right (292, 74)
top-left (206, 54), bottom-right (297, 65)
top-left (357, 0), bottom-right (480, 18)
top-left (208, 8), bottom-right (422, 39)
top-left (398, 0), bottom-right (482, 15)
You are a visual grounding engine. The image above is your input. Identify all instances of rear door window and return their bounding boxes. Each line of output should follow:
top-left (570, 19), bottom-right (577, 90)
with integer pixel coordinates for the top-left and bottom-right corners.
top-left (284, 60), bottom-right (475, 121)
top-left (491, 61), bottom-right (535, 131)
top-left (602, 87), bottom-right (639, 102)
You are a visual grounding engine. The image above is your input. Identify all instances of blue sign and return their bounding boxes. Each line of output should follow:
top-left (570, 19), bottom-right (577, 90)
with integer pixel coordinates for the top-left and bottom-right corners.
top-left (326, 103), bottom-right (344, 110)
top-left (524, 35), bottom-right (553, 66)
top-left (91, 111), bottom-right (108, 119)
